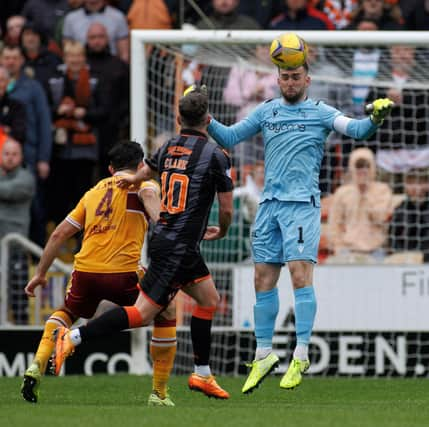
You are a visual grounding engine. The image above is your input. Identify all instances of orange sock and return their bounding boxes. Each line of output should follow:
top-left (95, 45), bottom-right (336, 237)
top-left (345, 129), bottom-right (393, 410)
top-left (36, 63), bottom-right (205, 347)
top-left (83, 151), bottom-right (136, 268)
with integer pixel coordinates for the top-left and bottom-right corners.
top-left (124, 306), bottom-right (144, 328)
top-left (34, 310), bottom-right (73, 374)
top-left (150, 319), bottom-right (176, 399)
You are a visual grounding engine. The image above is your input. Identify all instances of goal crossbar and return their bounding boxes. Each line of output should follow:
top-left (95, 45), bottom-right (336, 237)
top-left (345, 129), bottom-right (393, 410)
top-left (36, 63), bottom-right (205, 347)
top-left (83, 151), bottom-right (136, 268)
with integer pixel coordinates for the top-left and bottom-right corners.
top-left (131, 29), bottom-right (429, 46)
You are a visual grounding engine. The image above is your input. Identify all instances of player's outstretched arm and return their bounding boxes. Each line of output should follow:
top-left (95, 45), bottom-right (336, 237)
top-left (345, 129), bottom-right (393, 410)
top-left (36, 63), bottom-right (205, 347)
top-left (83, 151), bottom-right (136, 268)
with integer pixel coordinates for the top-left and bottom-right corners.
top-left (208, 113), bottom-right (262, 149)
top-left (332, 98), bottom-right (394, 140)
top-left (117, 163), bottom-right (155, 189)
top-left (25, 220), bottom-right (78, 297)
top-left (183, 83), bottom-right (262, 149)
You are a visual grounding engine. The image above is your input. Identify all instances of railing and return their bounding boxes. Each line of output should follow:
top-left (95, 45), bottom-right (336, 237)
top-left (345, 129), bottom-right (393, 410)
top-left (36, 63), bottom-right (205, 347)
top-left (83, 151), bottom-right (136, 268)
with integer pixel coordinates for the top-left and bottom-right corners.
top-left (0, 233), bottom-right (72, 326)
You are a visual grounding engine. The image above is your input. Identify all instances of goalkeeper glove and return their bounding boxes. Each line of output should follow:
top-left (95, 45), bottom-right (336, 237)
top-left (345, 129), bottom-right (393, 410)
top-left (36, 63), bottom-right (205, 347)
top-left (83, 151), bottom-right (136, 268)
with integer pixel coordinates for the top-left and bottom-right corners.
top-left (366, 98), bottom-right (394, 125)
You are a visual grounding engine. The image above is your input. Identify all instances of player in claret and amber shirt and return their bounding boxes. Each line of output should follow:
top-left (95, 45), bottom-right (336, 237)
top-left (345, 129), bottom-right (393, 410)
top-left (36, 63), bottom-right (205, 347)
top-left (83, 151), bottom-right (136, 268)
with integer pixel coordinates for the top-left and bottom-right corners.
top-left (21, 141), bottom-right (177, 407)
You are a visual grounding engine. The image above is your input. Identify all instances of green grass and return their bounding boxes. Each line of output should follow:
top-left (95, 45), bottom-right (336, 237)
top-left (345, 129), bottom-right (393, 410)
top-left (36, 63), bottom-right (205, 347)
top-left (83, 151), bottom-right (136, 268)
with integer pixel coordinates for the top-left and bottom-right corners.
top-left (1, 375), bottom-right (429, 427)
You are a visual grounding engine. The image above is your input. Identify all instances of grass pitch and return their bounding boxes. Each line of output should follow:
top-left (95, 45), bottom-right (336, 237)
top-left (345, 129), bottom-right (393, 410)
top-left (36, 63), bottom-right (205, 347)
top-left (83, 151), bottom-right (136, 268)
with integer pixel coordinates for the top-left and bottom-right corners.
top-left (1, 375), bottom-right (428, 427)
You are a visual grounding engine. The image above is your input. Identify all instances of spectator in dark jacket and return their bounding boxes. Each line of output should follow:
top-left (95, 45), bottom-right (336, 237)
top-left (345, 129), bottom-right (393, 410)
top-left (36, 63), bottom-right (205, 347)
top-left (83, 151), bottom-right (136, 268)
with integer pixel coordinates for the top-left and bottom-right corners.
top-left (0, 65), bottom-right (26, 147)
top-left (20, 23), bottom-right (63, 95)
top-left (196, 0), bottom-right (261, 29)
top-left (346, 0), bottom-right (404, 30)
top-left (21, 0), bottom-right (69, 39)
top-left (238, 0), bottom-right (283, 28)
top-left (269, 0), bottom-right (335, 30)
top-left (365, 45), bottom-right (429, 195)
top-left (1, 45), bottom-right (52, 180)
top-left (389, 169), bottom-right (429, 262)
top-left (400, 0), bottom-right (429, 30)
top-left (366, 46), bottom-right (429, 158)
top-left (1, 44), bottom-right (52, 246)
top-left (85, 22), bottom-right (128, 178)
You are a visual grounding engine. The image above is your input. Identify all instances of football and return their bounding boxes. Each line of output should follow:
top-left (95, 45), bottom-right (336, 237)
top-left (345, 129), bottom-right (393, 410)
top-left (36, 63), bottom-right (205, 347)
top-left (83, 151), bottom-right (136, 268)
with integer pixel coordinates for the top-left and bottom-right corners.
top-left (269, 33), bottom-right (308, 69)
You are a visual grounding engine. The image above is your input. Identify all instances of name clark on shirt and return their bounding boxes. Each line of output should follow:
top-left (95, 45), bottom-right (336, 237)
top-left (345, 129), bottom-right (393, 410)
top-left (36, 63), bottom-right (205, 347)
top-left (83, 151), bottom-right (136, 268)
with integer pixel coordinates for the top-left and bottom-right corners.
top-left (164, 158), bottom-right (189, 170)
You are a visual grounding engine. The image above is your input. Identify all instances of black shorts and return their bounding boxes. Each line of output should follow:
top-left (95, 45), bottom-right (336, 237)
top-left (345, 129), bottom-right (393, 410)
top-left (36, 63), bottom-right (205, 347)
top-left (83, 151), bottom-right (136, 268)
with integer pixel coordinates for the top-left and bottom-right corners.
top-left (139, 236), bottom-right (210, 307)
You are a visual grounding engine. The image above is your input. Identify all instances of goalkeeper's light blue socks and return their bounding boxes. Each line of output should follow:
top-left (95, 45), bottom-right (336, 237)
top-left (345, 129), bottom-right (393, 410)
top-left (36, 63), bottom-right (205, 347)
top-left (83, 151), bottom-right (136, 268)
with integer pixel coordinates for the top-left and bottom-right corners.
top-left (294, 285), bottom-right (317, 360)
top-left (253, 286), bottom-right (316, 361)
top-left (254, 288), bottom-right (279, 359)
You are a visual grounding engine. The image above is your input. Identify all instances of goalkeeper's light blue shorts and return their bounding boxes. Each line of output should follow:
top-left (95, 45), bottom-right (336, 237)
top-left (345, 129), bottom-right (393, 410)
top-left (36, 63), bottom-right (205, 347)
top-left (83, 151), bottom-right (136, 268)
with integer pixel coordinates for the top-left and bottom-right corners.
top-left (251, 199), bottom-right (321, 264)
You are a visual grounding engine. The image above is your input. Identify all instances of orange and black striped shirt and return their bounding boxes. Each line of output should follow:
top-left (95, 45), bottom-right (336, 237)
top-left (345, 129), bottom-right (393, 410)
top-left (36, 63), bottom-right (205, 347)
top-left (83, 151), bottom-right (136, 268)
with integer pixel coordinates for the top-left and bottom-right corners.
top-left (146, 129), bottom-right (233, 245)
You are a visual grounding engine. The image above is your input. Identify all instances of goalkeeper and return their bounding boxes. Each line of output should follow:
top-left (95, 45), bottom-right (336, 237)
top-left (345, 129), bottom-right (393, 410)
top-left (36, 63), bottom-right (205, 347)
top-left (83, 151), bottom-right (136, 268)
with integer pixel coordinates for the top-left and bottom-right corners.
top-left (205, 63), bottom-right (393, 394)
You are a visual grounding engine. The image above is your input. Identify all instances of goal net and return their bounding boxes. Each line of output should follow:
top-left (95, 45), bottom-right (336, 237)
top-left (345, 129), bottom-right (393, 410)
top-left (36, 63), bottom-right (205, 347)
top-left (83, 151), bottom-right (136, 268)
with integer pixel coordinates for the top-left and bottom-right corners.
top-left (132, 30), bottom-right (429, 264)
top-left (130, 30), bottom-right (429, 378)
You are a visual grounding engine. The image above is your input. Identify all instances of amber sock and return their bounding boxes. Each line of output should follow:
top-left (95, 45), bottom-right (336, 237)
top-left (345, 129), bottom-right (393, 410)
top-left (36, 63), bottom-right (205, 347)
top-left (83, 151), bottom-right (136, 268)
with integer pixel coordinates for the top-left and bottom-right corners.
top-left (33, 310), bottom-right (73, 374)
top-left (150, 319), bottom-right (176, 399)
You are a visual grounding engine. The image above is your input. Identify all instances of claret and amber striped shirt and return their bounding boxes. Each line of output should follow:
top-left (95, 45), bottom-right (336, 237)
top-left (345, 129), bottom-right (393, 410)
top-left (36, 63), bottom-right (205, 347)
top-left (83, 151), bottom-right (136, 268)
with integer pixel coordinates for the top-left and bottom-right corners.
top-left (66, 174), bottom-right (159, 273)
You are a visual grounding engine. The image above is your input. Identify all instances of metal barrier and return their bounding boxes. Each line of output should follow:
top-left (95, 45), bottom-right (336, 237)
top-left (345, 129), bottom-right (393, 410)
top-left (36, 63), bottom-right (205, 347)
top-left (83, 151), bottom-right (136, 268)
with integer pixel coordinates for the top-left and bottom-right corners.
top-left (0, 233), bottom-right (72, 326)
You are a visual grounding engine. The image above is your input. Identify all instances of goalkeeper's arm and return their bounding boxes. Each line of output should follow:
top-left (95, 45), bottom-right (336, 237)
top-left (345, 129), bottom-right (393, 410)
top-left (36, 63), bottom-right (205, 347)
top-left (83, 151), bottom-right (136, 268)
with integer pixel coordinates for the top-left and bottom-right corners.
top-left (183, 84), bottom-right (261, 149)
top-left (332, 98), bottom-right (394, 140)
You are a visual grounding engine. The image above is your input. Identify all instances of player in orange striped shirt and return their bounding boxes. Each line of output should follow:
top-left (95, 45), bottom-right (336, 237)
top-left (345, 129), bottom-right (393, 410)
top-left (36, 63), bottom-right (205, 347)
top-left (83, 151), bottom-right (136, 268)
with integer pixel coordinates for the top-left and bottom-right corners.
top-left (21, 141), bottom-right (176, 407)
top-left (51, 86), bottom-right (233, 401)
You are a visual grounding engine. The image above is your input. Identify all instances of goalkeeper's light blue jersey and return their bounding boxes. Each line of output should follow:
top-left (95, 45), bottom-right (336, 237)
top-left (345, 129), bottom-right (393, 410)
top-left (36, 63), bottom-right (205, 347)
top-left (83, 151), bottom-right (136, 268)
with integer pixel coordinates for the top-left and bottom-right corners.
top-left (208, 97), bottom-right (378, 204)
